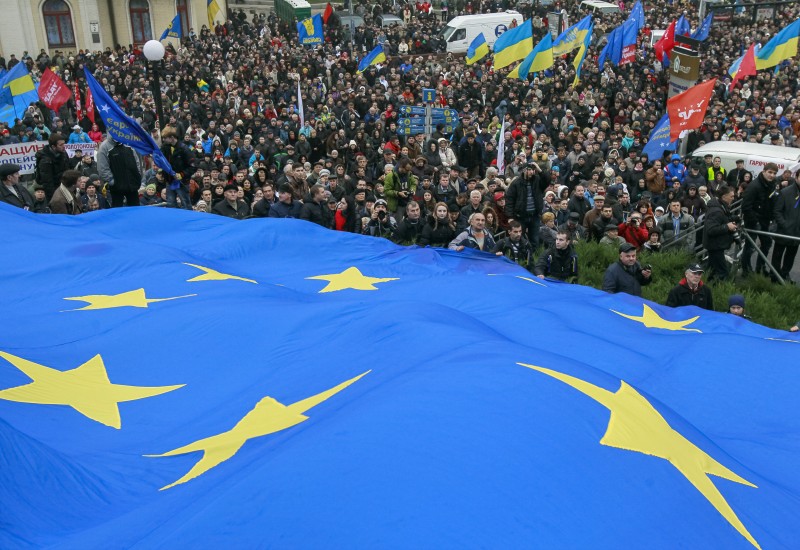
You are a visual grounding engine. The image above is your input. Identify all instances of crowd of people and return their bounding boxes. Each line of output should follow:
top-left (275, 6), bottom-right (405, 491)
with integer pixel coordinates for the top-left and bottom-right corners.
top-left (0, 0), bottom-right (799, 323)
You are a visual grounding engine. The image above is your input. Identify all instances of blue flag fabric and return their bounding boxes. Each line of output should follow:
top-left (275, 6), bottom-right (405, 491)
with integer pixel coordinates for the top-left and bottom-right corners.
top-left (160, 14), bottom-right (182, 40)
top-left (692, 13), bottom-right (714, 41)
top-left (1, 205), bottom-right (799, 548)
top-left (642, 114), bottom-right (679, 159)
top-left (357, 45), bottom-right (387, 73)
top-left (676, 15), bottom-right (691, 37)
top-left (83, 67), bottom-right (175, 177)
top-left (297, 14), bottom-right (324, 46)
top-left (628, 1), bottom-right (645, 30)
top-left (598, 19), bottom-right (638, 70)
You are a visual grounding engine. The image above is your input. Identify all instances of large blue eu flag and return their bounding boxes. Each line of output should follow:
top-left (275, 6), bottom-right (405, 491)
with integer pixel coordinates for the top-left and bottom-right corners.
top-left (0, 204), bottom-right (798, 548)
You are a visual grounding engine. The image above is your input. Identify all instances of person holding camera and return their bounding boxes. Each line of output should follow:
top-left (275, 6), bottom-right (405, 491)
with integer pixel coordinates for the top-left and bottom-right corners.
top-left (602, 242), bottom-right (653, 297)
top-left (617, 213), bottom-right (649, 249)
top-left (364, 199), bottom-right (397, 239)
top-left (384, 158), bottom-right (418, 217)
top-left (703, 185), bottom-right (738, 282)
top-left (504, 161), bottom-right (548, 249)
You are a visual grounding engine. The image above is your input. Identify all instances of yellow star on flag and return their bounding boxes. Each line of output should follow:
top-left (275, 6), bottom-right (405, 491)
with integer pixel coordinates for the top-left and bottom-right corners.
top-left (306, 267), bottom-right (398, 293)
top-left (183, 262), bottom-right (257, 284)
top-left (611, 304), bottom-right (701, 332)
top-left (63, 288), bottom-right (197, 311)
top-left (0, 351), bottom-right (184, 429)
top-left (519, 363), bottom-right (760, 549)
top-left (146, 370), bottom-right (370, 490)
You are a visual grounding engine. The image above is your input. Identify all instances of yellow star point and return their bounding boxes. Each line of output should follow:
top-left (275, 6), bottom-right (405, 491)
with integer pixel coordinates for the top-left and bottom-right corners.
top-left (306, 267), bottom-right (398, 293)
top-left (612, 304), bottom-right (701, 332)
top-left (0, 351), bottom-right (184, 429)
top-left (63, 288), bottom-right (197, 311)
top-left (183, 262), bottom-right (257, 284)
top-left (519, 363), bottom-right (760, 550)
top-left (146, 370), bottom-right (370, 490)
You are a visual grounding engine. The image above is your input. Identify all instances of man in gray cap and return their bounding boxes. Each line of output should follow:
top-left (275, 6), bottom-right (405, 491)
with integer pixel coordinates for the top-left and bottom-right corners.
top-left (0, 164), bottom-right (34, 209)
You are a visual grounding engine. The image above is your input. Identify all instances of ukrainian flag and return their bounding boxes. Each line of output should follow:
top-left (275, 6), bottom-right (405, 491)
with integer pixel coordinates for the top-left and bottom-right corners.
top-left (0, 62), bottom-right (38, 126)
top-left (492, 21), bottom-right (533, 70)
top-left (509, 33), bottom-right (554, 79)
top-left (755, 18), bottom-right (800, 70)
top-left (572, 22), bottom-right (594, 87)
top-left (297, 14), bottom-right (324, 47)
top-left (466, 33), bottom-right (489, 65)
top-left (553, 15), bottom-right (593, 56)
top-left (160, 14), bottom-right (182, 41)
top-left (207, 0), bottom-right (221, 28)
top-left (357, 45), bottom-right (386, 74)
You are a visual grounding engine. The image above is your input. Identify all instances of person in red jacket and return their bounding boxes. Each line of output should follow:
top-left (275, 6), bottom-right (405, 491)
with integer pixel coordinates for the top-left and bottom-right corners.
top-left (618, 212), bottom-right (649, 249)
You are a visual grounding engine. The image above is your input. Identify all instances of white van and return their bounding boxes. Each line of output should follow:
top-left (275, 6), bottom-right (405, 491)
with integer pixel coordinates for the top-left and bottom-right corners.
top-left (691, 141), bottom-right (800, 176)
top-left (438, 11), bottom-right (523, 54)
top-left (579, 0), bottom-right (621, 15)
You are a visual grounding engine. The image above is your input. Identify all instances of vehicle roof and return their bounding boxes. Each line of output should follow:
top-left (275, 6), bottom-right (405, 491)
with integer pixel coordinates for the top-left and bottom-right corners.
top-left (446, 10), bottom-right (521, 27)
top-left (693, 141), bottom-right (800, 160)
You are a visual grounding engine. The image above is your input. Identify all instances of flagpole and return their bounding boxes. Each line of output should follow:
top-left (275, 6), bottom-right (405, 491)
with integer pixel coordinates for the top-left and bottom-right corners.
top-left (297, 80), bottom-right (304, 128)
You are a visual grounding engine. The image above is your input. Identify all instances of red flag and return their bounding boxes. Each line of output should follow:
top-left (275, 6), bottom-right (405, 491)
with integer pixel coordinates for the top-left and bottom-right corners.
top-left (729, 43), bottom-right (757, 92)
top-left (654, 20), bottom-right (676, 63)
top-left (667, 78), bottom-right (717, 141)
top-left (73, 81), bottom-right (83, 121)
top-left (37, 68), bottom-right (73, 113)
top-left (84, 85), bottom-right (95, 123)
top-left (322, 2), bottom-right (333, 24)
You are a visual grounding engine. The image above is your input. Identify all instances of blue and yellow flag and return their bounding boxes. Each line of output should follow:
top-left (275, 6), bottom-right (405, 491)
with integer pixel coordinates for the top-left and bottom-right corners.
top-left (553, 15), bottom-right (593, 56)
top-left (572, 22), bottom-right (594, 87)
top-left (492, 21), bottom-right (534, 69)
top-left (466, 33), bottom-right (489, 65)
top-left (0, 62), bottom-right (39, 125)
top-left (160, 14), bottom-right (182, 41)
top-left (1, 205), bottom-right (799, 548)
top-left (755, 18), bottom-right (800, 70)
top-left (297, 14), bottom-right (324, 47)
top-left (509, 33), bottom-right (553, 79)
top-left (207, 0), bottom-right (221, 28)
top-left (197, 79), bottom-right (209, 92)
top-left (83, 67), bottom-right (175, 177)
top-left (357, 45), bottom-right (386, 73)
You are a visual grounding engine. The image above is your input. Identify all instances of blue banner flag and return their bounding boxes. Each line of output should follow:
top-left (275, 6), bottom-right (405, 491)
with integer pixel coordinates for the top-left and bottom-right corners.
top-left (0, 204), bottom-right (800, 549)
top-left (297, 14), bottom-right (323, 47)
top-left (628, 1), bottom-right (645, 30)
top-left (692, 13), bottom-right (713, 41)
top-left (83, 67), bottom-right (175, 177)
top-left (357, 45), bottom-right (386, 73)
top-left (642, 114), bottom-right (679, 159)
top-left (553, 15), bottom-right (593, 56)
top-left (0, 62), bottom-right (39, 125)
top-left (598, 19), bottom-right (638, 70)
top-left (1, 205), bottom-right (799, 548)
top-left (160, 14), bottom-right (182, 40)
top-left (676, 15), bottom-right (691, 36)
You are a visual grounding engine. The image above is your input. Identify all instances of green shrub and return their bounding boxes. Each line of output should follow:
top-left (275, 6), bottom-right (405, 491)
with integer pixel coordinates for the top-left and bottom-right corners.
top-left (572, 241), bottom-right (800, 330)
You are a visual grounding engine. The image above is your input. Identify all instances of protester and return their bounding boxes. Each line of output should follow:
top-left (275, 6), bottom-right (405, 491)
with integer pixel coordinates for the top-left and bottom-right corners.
top-left (665, 263), bottom-right (714, 310)
top-left (602, 242), bottom-right (652, 296)
top-left (0, 163), bottom-right (33, 209)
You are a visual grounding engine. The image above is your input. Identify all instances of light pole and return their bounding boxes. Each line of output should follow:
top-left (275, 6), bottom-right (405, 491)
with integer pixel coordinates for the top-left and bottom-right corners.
top-left (142, 39), bottom-right (166, 128)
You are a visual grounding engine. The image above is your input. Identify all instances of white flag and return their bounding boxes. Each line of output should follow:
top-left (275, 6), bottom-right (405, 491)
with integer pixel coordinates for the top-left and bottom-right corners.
top-left (297, 80), bottom-right (304, 128)
top-left (496, 120), bottom-right (506, 175)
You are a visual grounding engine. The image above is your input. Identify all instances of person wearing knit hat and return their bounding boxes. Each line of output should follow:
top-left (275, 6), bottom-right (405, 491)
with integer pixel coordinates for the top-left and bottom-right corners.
top-left (140, 183), bottom-right (163, 206)
top-left (727, 295), bottom-right (750, 319)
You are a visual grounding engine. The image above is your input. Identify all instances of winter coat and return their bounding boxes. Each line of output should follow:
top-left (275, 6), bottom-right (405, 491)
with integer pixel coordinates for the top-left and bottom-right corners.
top-left (505, 173), bottom-right (546, 220)
top-left (448, 227), bottom-right (496, 252)
top-left (703, 198), bottom-right (736, 252)
top-left (602, 260), bottom-right (651, 296)
top-left (533, 245), bottom-right (578, 282)
top-left (742, 172), bottom-right (778, 227)
top-left (419, 216), bottom-right (456, 247)
top-left (666, 279), bottom-right (714, 310)
top-left (773, 182), bottom-right (800, 245)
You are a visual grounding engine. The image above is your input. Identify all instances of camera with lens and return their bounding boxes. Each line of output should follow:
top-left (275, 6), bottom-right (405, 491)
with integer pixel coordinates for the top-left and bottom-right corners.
top-left (730, 215), bottom-right (743, 245)
top-left (377, 210), bottom-right (386, 220)
top-left (642, 264), bottom-right (652, 271)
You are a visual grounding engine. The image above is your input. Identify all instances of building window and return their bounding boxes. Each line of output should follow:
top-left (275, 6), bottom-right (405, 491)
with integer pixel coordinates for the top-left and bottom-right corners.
top-left (43, 0), bottom-right (76, 48)
top-left (130, 0), bottom-right (153, 45)
top-left (177, 0), bottom-right (190, 36)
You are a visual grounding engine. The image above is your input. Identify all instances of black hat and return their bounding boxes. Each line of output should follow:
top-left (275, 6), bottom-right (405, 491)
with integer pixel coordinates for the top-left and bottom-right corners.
top-left (619, 242), bottom-right (636, 253)
top-left (88, 174), bottom-right (101, 183)
top-left (686, 263), bottom-right (704, 273)
top-left (448, 202), bottom-right (461, 213)
top-left (223, 183), bottom-right (239, 193)
top-left (0, 163), bottom-right (21, 179)
top-left (605, 223), bottom-right (618, 232)
top-left (568, 211), bottom-right (581, 222)
top-left (278, 184), bottom-right (293, 194)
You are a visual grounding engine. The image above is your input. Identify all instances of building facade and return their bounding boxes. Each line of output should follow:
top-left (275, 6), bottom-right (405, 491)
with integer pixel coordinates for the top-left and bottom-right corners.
top-left (0, 0), bottom-right (229, 57)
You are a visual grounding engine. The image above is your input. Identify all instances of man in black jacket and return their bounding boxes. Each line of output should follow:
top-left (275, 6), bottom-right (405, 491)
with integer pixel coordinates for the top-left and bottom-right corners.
top-left (533, 230), bottom-right (578, 282)
top-left (161, 127), bottom-right (194, 210)
top-left (666, 263), bottom-right (714, 310)
top-left (97, 136), bottom-right (142, 208)
top-left (494, 221), bottom-right (535, 271)
top-left (300, 184), bottom-right (331, 228)
top-left (0, 164), bottom-right (34, 209)
top-left (213, 183), bottom-right (249, 219)
top-left (772, 176), bottom-right (800, 282)
top-left (504, 161), bottom-right (547, 249)
top-left (741, 163), bottom-right (778, 276)
top-left (34, 133), bottom-right (68, 200)
top-left (602, 242), bottom-right (652, 296)
top-left (703, 186), bottom-right (738, 282)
